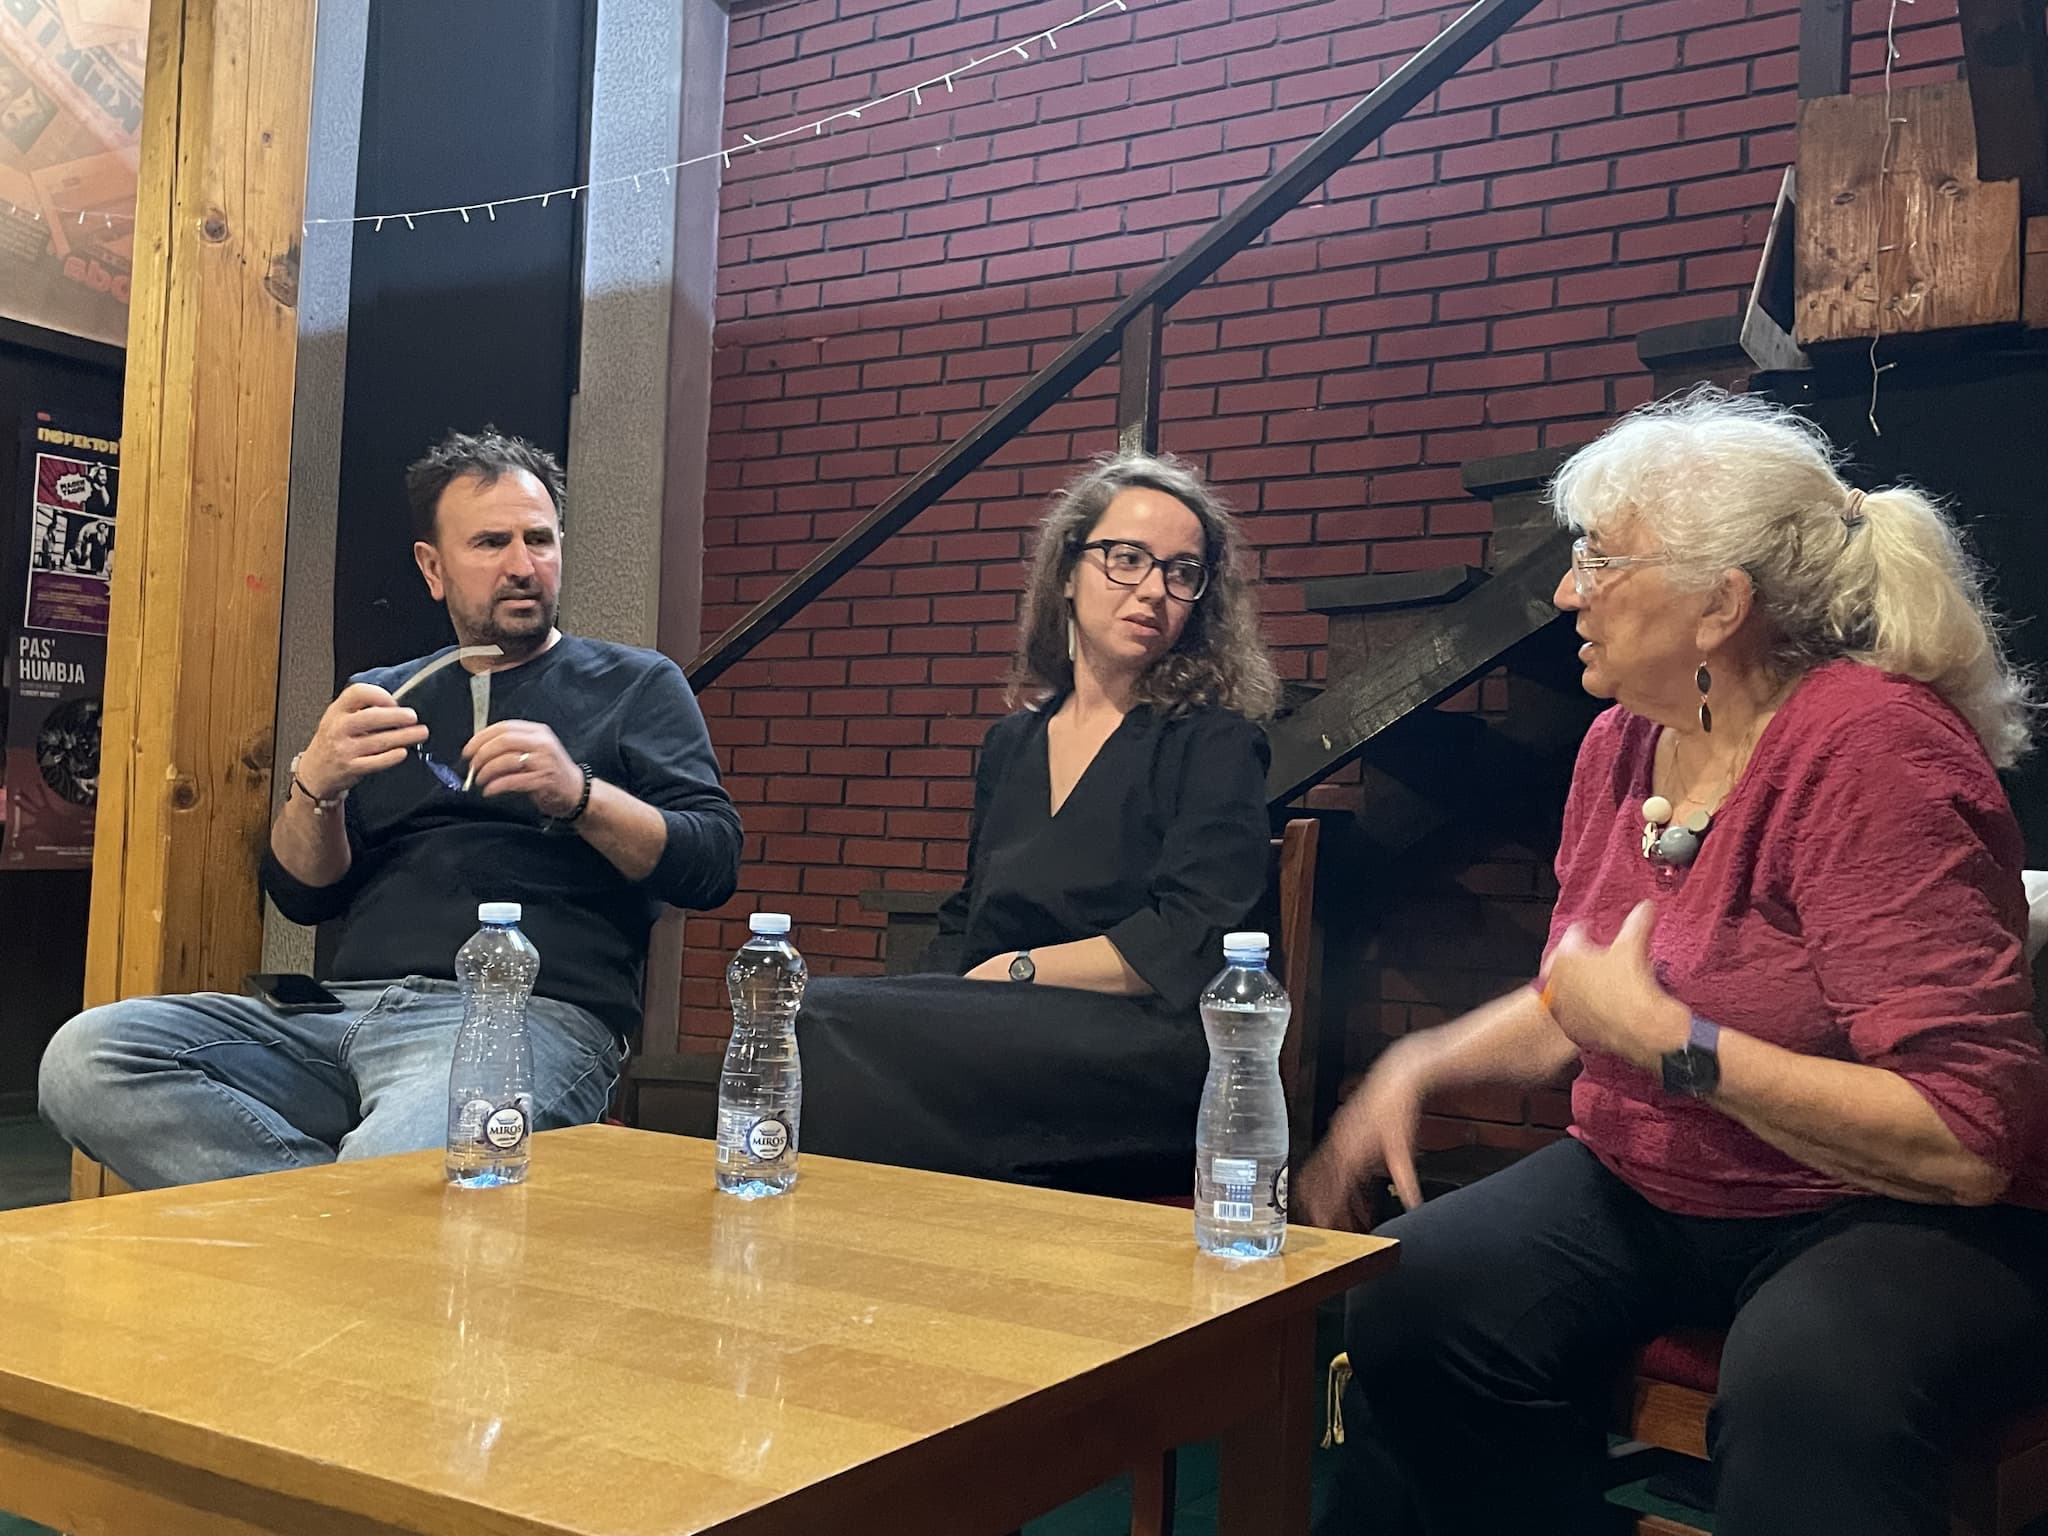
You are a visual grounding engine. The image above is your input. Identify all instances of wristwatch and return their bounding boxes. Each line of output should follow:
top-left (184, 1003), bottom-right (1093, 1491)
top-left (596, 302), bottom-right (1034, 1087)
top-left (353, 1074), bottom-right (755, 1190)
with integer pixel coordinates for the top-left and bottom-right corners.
top-left (1661, 1015), bottom-right (1722, 1098)
top-left (1008, 951), bottom-right (1036, 983)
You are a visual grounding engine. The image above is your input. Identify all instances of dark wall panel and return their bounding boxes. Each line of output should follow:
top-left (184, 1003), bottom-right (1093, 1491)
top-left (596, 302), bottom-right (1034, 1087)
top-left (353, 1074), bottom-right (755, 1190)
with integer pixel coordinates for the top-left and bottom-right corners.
top-left (333, 0), bottom-right (589, 683)
top-left (1771, 353), bottom-right (2048, 864)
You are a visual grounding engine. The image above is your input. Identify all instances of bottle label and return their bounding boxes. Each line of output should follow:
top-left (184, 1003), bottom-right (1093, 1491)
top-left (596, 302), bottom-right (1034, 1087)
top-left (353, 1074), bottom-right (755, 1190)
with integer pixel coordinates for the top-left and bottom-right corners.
top-left (1210, 1155), bottom-right (1258, 1223)
top-left (746, 1116), bottom-right (790, 1160)
top-left (717, 1107), bottom-right (792, 1165)
top-left (1272, 1166), bottom-right (1290, 1218)
top-left (484, 1105), bottom-right (529, 1151)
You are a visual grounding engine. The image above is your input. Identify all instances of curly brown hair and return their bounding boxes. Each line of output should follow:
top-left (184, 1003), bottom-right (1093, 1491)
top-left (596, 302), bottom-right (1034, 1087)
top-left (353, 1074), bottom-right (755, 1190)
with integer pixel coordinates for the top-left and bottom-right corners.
top-left (1007, 452), bottom-right (1280, 720)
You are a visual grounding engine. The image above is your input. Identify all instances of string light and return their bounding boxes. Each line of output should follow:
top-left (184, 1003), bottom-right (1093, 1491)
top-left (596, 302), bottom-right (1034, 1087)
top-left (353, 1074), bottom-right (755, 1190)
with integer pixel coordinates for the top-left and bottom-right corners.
top-left (1, 200), bottom-right (128, 229)
top-left (1867, 0), bottom-right (1914, 436)
top-left (303, 0), bottom-right (1130, 232)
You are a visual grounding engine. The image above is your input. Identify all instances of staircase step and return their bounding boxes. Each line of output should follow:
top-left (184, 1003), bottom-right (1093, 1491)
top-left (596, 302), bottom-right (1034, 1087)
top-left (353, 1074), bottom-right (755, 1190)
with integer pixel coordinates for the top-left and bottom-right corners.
top-left (1301, 565), bottom-right (1485, 616)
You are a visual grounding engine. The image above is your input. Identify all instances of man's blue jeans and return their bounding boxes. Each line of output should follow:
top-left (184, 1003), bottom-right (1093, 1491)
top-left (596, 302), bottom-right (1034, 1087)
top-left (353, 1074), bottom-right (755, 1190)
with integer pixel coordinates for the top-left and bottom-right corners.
top-left (38, 979), bottom-right (623, 1189)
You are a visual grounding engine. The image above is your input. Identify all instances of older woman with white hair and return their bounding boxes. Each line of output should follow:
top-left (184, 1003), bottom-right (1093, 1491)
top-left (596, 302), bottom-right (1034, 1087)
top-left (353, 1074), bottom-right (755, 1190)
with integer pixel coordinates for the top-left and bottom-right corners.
top-left (1302, 389), bottom-right (2048, 1536)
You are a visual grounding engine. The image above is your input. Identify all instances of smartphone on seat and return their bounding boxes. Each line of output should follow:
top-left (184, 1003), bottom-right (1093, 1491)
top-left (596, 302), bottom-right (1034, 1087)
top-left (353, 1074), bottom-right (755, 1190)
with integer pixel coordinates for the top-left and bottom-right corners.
top-left (245, 973), bottom-right (346, 1015)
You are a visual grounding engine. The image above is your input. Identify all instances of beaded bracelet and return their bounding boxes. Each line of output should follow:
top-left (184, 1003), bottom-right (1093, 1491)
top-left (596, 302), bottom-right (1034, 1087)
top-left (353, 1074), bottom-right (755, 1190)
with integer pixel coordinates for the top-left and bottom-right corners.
top-left (545, 763), bottom-right (594, 833)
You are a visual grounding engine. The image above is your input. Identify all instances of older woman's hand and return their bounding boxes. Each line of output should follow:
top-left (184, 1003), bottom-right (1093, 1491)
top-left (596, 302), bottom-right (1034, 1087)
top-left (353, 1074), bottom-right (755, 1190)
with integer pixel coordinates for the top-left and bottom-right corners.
top-left (1541, 900), bottom-right (1691, 1073)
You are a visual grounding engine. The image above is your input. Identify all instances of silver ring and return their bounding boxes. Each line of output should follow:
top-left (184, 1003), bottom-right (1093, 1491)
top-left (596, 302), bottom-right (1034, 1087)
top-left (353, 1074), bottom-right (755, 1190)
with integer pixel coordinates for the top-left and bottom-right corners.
top-left (518, 751), bottom-right (531, 769)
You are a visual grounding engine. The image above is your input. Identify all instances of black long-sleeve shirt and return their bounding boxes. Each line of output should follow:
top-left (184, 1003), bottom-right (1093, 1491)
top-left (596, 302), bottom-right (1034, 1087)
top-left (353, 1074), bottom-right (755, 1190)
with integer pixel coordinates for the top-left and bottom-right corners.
top-left (262, 635), bottom-right (742, 1037)
top-left (923, 699), bottom-right (1271, 1013)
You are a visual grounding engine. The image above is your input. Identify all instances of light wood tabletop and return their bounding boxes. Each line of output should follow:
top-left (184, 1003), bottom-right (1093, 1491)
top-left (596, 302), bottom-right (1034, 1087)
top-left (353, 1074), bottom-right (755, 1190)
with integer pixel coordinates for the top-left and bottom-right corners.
top-left (0, 1125), bottom-right (1394, 1536)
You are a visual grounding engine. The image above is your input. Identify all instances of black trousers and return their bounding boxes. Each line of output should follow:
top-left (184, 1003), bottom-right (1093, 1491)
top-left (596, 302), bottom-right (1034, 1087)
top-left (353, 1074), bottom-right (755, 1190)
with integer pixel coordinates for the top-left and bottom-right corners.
top-left (1325, 1137), bottom-right (2048, 1536)
top-left (795, 973), bottom-right (1206, 1197)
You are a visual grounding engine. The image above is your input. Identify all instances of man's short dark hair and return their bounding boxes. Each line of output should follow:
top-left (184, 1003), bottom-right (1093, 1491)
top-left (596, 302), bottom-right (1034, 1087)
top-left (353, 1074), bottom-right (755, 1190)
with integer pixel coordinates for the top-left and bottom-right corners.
top-left (404, 427), bottom-right (567, 543)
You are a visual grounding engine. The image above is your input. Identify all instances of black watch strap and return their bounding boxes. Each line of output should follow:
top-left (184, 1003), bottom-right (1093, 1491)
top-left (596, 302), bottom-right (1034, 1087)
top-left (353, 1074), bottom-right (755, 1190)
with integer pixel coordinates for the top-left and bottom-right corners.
top-left (1660, 1015), bottom-right (1722, 1098)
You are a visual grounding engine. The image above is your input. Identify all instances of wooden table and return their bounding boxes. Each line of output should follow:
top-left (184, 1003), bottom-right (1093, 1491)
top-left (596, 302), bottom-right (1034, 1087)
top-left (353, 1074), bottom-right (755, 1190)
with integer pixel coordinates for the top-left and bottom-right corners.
top-left (0, 1125), bottom-right (1394, 1536)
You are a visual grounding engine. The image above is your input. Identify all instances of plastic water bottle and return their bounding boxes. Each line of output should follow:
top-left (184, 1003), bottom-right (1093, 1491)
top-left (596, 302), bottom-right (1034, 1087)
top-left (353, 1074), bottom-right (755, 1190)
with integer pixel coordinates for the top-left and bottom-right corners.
top-left (445, 902), bottom-right (539, 1188)
top-left (1194, 931), bottom-right (1291, 1258)
top-left (717, 913), bottom-right (808, 1198)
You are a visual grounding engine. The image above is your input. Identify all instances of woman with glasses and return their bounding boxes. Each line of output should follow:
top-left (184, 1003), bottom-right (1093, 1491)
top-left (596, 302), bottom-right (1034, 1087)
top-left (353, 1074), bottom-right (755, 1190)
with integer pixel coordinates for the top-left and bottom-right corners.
top-left (1302, 388), bottom-right (2048, 1536)
top-left (797, 451), bottom-right (1281, 1195)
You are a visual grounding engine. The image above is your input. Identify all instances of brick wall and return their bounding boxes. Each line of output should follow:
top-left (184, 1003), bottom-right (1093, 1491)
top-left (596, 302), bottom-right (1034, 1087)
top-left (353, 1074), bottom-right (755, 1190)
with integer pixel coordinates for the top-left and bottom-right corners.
top-left (681, 0), bottom-right (1969, 1048)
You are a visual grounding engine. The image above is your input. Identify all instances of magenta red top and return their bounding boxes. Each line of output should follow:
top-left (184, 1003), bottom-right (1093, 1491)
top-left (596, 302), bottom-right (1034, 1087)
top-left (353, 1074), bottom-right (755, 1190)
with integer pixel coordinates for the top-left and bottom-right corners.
top-left (1547, 659), bottom-right (2048, 1216)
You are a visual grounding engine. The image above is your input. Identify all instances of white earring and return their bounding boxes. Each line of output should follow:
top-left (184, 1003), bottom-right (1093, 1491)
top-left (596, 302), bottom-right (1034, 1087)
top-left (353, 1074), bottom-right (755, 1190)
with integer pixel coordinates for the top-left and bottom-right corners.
top-left (1066, 613), bottom-right (1077, 662)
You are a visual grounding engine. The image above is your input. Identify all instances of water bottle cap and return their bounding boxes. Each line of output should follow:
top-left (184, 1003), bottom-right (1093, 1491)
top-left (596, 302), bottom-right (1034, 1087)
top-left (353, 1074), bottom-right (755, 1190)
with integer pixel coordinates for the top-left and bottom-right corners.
top-left (478, 902), bottom-right (522, 925)
top-left (1223, 930), bottom-right (1269, 958)
top-left (749, 912), bottom-right (792, 936)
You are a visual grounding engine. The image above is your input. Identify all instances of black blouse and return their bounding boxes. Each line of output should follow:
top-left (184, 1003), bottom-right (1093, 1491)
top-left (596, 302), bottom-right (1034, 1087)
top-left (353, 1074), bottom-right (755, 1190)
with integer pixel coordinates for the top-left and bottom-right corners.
top-left (924, 700), bottom-right (1272, 1012)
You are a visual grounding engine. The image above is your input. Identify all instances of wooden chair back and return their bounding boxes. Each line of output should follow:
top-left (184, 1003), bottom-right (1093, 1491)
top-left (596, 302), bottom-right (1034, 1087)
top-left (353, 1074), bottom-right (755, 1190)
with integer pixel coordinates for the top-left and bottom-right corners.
top-left (1249, 817), bottom-right (1323, 1164)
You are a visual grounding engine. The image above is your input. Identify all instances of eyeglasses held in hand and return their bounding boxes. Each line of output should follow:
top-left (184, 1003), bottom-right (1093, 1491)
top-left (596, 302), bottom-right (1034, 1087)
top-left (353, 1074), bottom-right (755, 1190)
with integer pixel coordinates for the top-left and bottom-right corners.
top-left (1076, 539), bottom-right (1210, 603)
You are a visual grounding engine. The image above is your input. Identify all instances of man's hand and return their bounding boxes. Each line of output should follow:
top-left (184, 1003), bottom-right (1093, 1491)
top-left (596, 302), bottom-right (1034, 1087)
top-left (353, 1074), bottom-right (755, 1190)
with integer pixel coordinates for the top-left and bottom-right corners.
top-left (294, 684), bottom-right (428, 798)
top-left (465, 721), bottom-right (584, 818)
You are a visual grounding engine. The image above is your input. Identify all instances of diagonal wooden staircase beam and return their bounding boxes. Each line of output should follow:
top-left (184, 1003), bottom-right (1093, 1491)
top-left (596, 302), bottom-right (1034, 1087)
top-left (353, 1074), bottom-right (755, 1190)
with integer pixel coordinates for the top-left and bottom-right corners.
top-left (1265, 527), bottom-right (1575, 804)
top-left (688, 0), bottom-right (1549, 690)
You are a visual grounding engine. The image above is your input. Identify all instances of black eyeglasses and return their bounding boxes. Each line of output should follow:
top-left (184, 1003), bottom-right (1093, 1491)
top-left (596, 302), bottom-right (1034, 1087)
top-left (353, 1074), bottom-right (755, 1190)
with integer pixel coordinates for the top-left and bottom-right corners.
top-left (1076, 539), bottom-right (1210, 603)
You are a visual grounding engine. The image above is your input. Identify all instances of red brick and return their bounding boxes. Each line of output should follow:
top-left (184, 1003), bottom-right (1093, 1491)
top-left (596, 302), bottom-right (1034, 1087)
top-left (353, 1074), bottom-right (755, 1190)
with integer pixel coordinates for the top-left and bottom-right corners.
top-left (1620, 61), bottom-right (1751, 116)
top-left (1683, 13), bottom-right (1798, 67)
top-left (1374, 394), bottom-right (1482, 434)
top-left (1557, 259), bottom-right (1679, 307)
top-left (1674, 168), bottom-right (1788, 218)
top-left (1486, 379), bottom-right (1611, 424)
top-left (1309, 506), bottom-right (1427, 544)
top-left (1373, 322), bottom-right (1488, 364)
top-left (1439, 277), bottom-right (1554, 321)
top-left (1619, 0), bottom-right (1743, 39)
top-left (1382, 251), bottom-right (1496, 297)
top-left (1491, 306), bottom-right (1611, 351)
top-left (1425, 208), bottom-right (1546, 254)
top-left (1544, 187), bottom-right (1672, 234)
top-left (1439, 134), bottom-right (1555, 182)
top-left (1497, 84), bottom-right (1616, 135)
top-left (1556, 112), bottom-right (1681, 165)
top-left (1373, 535), bottom-right (1486, 571)
top-left (1431, 352), bottom-right (1548, 393)
top-left (1491, 161), bottom-right (1610, 209)
top-left (1614, 138), bottom-right (1742, 190)
top-left (1494, 230), bottom-right (1614, 277)
top-left (1554, 36), bottom-right (1679, 89)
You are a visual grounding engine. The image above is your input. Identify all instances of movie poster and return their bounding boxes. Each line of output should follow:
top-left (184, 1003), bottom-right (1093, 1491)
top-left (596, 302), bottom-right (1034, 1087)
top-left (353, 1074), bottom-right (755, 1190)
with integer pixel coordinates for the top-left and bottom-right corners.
top-left (2, 415), bottom-right (116, 866)
top-left (0, 0), bottom-right (147, 347)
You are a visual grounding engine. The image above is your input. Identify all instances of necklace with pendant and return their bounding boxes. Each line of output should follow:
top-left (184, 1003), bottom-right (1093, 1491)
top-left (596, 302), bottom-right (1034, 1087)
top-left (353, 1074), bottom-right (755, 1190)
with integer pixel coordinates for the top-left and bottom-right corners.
top-left (1641, 794), bottom-right (1711, 866)
top-left (1639, 699), bottom-right (1778, 869)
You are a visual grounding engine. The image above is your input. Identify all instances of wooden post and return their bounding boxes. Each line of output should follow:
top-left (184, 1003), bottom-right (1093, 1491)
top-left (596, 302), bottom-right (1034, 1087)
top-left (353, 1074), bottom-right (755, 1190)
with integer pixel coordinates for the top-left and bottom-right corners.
top-left (1798, 0), bottom-right (1853, 100)
top-left (75, 0), bottom-right (317, 1195)
top-left (1116, 304), bottom-right (1163, 456)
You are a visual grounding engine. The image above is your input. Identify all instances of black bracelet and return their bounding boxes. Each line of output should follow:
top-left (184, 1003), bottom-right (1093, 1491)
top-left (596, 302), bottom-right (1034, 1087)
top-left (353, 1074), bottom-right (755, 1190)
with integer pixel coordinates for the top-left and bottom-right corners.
top-left (546, 763), bottom-right (594, 832)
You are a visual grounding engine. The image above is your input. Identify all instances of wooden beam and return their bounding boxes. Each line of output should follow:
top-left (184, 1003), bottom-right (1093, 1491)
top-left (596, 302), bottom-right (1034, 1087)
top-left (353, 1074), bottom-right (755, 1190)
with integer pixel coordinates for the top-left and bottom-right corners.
top-left (1796, 82), bottom-right (2021, 346)
top-left (1799, 0), bottom-right (1852, 99)
top-left (1958, 0), bottom-right (2048, 215)
top-left (84, 0), bottom-right (316, 1010)
top-left (1116, 304), bottom-right (1162, 455)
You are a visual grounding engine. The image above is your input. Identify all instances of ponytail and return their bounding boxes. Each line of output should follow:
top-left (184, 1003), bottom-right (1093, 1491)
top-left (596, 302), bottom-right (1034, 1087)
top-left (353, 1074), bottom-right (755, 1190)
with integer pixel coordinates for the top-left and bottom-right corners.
top-left (1827, 486), bottom-right (2035, 767)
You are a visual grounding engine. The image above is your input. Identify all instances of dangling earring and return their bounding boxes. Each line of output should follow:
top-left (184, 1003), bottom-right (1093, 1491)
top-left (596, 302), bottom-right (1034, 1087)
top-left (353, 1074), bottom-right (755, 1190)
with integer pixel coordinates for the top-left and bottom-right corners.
top-left (1696, 663), bottom-right (1713, 732)
top-left (1066, 612), bottom-right (1077, 663)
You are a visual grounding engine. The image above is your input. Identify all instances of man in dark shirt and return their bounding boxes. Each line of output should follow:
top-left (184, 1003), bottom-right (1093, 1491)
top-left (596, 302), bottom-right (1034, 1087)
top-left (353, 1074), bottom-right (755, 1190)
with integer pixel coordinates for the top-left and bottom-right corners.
top-left (39, 429), bottom-right (742, 1189)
